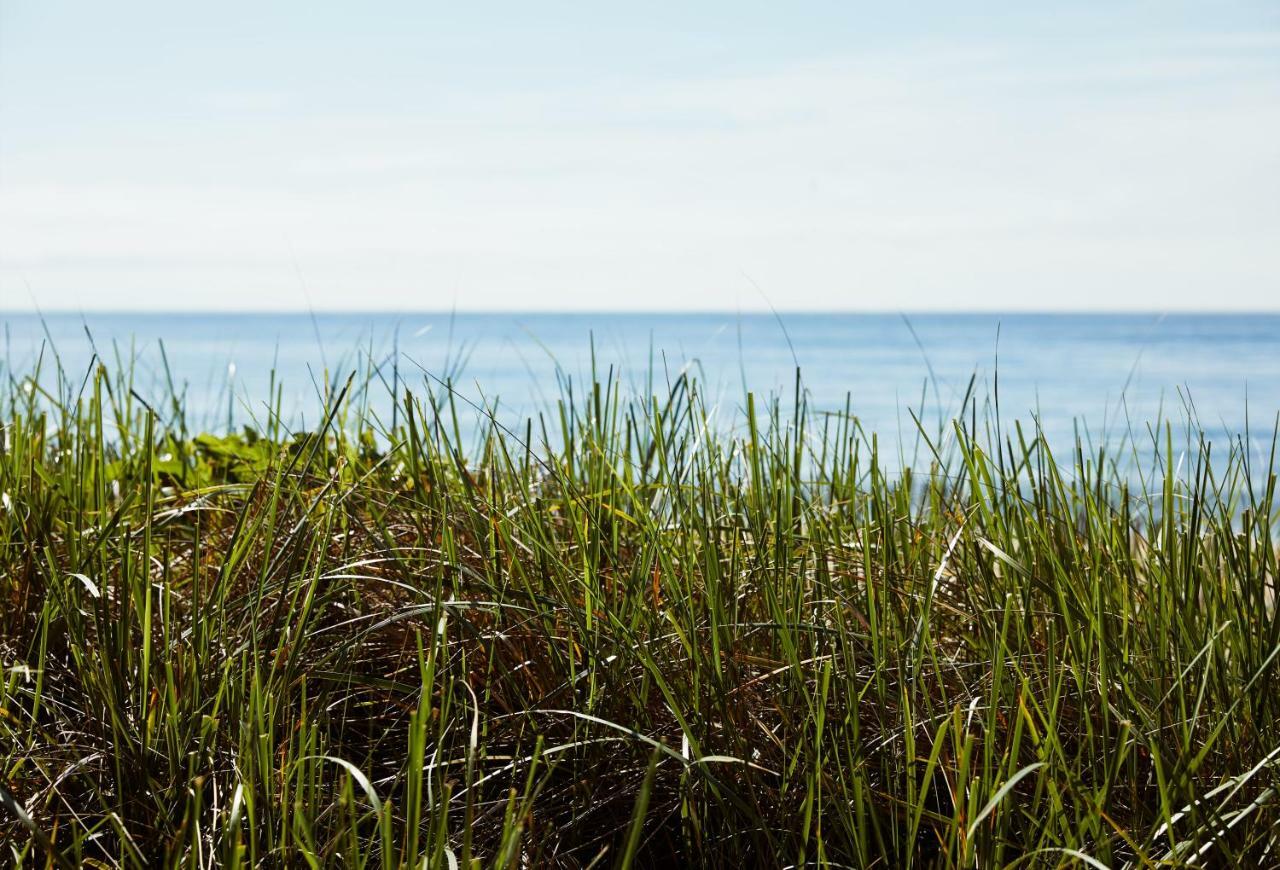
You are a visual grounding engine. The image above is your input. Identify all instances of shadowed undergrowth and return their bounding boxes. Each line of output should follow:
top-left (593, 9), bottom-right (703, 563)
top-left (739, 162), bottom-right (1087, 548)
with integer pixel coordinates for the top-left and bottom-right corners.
top-left (2, 353), bottom-right (1279, 868)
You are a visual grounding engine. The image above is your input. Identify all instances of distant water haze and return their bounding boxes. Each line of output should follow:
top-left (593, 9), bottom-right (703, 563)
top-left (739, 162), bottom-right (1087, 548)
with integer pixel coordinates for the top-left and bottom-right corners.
top-left (4, 312), bottom-right (1279, 466)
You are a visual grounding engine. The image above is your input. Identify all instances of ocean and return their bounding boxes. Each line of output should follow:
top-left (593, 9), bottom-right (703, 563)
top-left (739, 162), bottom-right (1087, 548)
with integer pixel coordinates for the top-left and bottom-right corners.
top-left (4, 312), bottom-right (1279, 463)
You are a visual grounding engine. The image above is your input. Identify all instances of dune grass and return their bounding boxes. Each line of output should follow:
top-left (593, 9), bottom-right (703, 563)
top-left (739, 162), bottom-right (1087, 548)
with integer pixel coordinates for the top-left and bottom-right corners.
top-left (1, 349), bottom-right (1279, 868)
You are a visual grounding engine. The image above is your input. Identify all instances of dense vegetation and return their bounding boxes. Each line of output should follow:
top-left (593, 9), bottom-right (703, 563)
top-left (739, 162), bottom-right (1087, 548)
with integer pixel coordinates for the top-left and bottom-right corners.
top-left (2, 353), bottom-right (1278, 867)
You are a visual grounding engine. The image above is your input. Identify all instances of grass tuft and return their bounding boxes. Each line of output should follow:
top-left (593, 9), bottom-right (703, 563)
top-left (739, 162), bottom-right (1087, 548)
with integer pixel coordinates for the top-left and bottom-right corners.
top-left (1, 350), bottom-right (1279, 867)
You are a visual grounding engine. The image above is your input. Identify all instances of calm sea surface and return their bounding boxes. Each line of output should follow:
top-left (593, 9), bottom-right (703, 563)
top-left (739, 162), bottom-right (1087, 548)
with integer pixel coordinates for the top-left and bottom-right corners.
top-left (4, 312), bottom-right (1279, 462)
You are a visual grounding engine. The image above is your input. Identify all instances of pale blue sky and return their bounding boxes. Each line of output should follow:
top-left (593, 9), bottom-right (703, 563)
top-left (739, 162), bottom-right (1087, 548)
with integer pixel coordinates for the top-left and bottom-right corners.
top-left (2, 1), bottom-right (1277, 311)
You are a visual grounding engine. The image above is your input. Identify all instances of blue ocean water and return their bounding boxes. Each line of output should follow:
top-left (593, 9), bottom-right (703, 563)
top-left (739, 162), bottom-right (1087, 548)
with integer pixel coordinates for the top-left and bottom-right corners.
top-left (4, 312), bottom-right (1279, 462)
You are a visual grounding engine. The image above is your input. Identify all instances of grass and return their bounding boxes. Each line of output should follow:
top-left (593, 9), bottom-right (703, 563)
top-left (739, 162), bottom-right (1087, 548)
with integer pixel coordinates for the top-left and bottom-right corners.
top-left (1, 346), bottom-right (1279, 868)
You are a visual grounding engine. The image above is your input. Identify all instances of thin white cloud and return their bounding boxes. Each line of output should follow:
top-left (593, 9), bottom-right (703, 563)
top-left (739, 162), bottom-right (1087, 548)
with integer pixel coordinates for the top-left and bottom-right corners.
top-left (2, 32), bottom-right (1277, 310)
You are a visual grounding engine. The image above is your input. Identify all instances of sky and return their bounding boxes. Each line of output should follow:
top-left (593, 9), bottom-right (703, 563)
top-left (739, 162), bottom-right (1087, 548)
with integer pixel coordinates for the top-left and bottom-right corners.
top-left (1, 2), bottom-right (1278, 312)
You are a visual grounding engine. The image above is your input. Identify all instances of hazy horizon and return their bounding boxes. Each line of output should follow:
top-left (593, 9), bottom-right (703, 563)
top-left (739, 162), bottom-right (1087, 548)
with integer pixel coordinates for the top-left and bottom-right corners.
top-left (6, 307), bottom-right (1280, 316)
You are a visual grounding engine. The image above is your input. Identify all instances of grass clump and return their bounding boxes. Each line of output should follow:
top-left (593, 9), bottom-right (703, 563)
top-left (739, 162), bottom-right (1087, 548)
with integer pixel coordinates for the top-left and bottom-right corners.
top-left (2, 352), bottom-right (1279, 868)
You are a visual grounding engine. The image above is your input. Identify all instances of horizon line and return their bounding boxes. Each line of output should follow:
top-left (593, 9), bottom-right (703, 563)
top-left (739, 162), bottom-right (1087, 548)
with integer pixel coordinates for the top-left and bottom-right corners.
top-left (5, 308), bottom-right (1280, 317)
